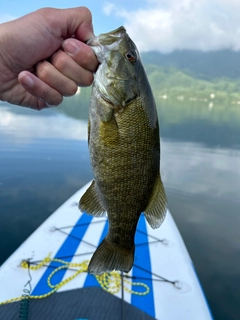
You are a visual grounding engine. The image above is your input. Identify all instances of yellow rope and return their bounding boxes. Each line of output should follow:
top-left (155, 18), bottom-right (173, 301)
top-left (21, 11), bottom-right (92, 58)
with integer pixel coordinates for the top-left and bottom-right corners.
top-left (0, 255), bottom-right (149, 305)
top-left (96, 272), bottom-right (149, 296)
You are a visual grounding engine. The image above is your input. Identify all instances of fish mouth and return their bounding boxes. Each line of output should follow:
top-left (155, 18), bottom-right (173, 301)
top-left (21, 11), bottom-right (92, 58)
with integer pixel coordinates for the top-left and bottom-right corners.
top-left (87, 26), bottom-right (126, 44)
top-left (87, 26), bottom-right (126, 48)
top-left (98, 26), bottom-right (126, 38)
top-left (87, 26), bottom-right (128, 65)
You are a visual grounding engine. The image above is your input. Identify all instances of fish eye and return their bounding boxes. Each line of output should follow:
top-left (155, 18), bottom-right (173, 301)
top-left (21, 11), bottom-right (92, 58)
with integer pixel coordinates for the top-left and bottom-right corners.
top-left (125, 50), bottom-right (136, 63)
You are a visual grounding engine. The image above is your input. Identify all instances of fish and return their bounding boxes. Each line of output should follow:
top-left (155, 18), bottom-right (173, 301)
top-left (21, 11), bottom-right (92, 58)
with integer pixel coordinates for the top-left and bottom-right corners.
top-left (79, 26), bottom-right (167, 275)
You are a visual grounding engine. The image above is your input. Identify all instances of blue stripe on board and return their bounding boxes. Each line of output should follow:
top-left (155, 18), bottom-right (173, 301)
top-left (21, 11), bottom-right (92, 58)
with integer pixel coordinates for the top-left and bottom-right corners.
top-left (83, 220), bottom-right (109, 287)
top-left (32, 212), bottom-right (93, 296)
top-left (131, 214), bottom-right (155, 318)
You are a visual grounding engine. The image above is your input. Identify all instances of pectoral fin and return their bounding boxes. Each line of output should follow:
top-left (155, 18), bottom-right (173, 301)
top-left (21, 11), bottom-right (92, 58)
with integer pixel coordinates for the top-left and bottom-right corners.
top-left (144, 174), bottom-right (167, 229)
top-left (79, 180), bottom-right (106, 217)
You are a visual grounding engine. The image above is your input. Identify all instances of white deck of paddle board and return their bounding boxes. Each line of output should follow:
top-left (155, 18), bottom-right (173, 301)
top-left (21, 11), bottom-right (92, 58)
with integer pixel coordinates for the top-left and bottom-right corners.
top-left (0, 182), bottom-right (212, 320)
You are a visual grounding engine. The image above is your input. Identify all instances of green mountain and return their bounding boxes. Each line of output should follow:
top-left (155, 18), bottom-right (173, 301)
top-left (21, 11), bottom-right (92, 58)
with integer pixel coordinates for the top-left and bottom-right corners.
top-left (59, 49), bottom-right (240, 116)
top-left (58, 49), bottom-right (240, 109)
top-left (141, 50), bottom-right (240, 80)
top-left (58, 49), bottom-right (240, 148)
top-left (138, 50), bottom-right (240, 103)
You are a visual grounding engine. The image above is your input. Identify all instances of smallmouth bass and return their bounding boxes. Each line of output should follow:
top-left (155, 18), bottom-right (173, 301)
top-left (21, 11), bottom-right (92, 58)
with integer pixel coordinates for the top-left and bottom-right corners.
top-left (79, 26), bottom-right (167, 274)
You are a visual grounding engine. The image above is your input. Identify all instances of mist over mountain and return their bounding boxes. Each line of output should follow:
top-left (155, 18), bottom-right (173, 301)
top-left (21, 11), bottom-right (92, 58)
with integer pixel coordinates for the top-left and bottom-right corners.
top-left (141, 50), bottom-right (240, 80)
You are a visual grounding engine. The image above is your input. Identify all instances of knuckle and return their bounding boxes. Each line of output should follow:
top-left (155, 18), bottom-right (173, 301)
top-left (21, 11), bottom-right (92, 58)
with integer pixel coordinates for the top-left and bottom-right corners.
top-left (52, 51), bottom-right (68, 71)
top-left (78, 7), bottom-right (92, 22)
top-left (81, 48), bottom-right (93, 66)
top-left (36, 61), bottom-right (50, 81)
top-left (36, 8), bottom-right (49, 17)
top-left (39, 86), bottom-right (50, 101)
top-left (39, 87), bottom-right (63, 106)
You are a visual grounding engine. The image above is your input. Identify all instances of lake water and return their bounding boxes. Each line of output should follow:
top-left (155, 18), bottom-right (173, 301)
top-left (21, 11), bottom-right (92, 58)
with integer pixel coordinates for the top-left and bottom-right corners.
top-left (0, 91), bottom-right (240, 320)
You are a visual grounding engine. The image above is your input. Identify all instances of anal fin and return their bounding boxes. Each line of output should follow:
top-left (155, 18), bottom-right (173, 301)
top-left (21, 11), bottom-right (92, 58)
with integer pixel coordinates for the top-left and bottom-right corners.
top-left (144, 174), bottom-right (167, 229)
top-left (79, 180), bottom-right (106, 217)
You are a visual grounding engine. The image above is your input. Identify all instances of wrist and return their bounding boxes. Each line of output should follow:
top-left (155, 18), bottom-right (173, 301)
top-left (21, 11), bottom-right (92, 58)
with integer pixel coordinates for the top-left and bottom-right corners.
top-left (0, 22), bottom-right (14, 101)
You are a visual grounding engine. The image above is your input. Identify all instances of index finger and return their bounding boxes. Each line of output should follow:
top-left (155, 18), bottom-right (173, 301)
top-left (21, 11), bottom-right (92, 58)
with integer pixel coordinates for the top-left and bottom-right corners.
top-left (42, 6), bottom-right (94, 42)
top-left (62, 39), bottom-right (98, 72)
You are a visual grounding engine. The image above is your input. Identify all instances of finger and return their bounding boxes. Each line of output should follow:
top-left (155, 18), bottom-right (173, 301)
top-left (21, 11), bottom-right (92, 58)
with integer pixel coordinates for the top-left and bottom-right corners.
top-left (36, 60), bottom-right (78, 96)
top-left (51, 50), bottom-right (94, 86)
top-left (62, 38), bottom-right (98, 72)
top-left (41, 7), bottom-right (94, 42)
top-left (71, 7), bottom-right (94, 41)
top-left (18, 71), bottom-right (63, 107)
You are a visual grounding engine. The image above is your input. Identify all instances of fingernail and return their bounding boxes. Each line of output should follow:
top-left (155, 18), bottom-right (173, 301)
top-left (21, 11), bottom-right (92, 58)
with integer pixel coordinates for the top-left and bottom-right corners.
top-left (63, 39), bottom-right (81, 55)
top-left (21, 74), bottom-right (34, 88)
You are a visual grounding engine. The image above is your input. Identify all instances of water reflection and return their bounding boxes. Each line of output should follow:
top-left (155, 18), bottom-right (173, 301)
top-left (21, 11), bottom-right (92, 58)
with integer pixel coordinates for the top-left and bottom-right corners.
top-left (161, 140), bottom-right (240, 200)
top-left (0, 96), bottom-right (240, 320)
top-left (0, 102), bottom-right (91, 269)
top-left (0, 104), bottom-right (87, 143)
top-left (58, 90), bottom-right (240, 148)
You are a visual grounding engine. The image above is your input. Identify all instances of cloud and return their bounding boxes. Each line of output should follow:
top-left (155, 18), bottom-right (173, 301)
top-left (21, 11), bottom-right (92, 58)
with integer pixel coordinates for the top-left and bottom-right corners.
top-left (103, 0), bottom-right (240, 52)
top-left (102, 3), bottom-right (115, 16)
top-left (0, 105), bottom-right (87, 145)
top-left (0, 14), bottom-right (17, 24)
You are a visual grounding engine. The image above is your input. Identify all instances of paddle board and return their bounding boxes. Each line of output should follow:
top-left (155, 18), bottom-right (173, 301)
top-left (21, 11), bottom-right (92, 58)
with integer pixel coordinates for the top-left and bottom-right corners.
top-left (0, 181), bottom-right (213, 320)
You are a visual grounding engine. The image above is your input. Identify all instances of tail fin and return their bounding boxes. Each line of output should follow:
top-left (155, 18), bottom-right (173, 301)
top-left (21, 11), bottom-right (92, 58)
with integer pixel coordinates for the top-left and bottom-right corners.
top-left (88, 238), bottom-right (134, 275)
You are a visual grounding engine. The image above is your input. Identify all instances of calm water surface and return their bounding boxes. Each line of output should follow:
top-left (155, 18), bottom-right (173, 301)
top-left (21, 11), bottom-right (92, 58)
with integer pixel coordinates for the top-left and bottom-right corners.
top-left (0, 93), bottom-right (240, 320)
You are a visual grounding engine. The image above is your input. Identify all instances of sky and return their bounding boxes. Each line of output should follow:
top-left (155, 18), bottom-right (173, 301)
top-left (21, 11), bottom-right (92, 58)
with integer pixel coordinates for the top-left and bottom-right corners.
top-left (1, 0), bottom-right (240, 53)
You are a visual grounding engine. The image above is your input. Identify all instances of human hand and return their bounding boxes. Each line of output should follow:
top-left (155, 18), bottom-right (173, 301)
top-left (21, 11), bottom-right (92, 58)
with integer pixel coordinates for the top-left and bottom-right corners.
top-left (0, 7), bottom-right (98, 110)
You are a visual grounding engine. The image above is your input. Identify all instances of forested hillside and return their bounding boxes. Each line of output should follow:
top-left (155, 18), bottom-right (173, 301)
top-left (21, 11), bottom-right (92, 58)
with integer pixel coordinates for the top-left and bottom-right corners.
top-left (60, 49), bottom-right (240, 116)
top-left (141, 50), bottom-right (240, 103)
top-left (141, 50), bottom-right (240, 80)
